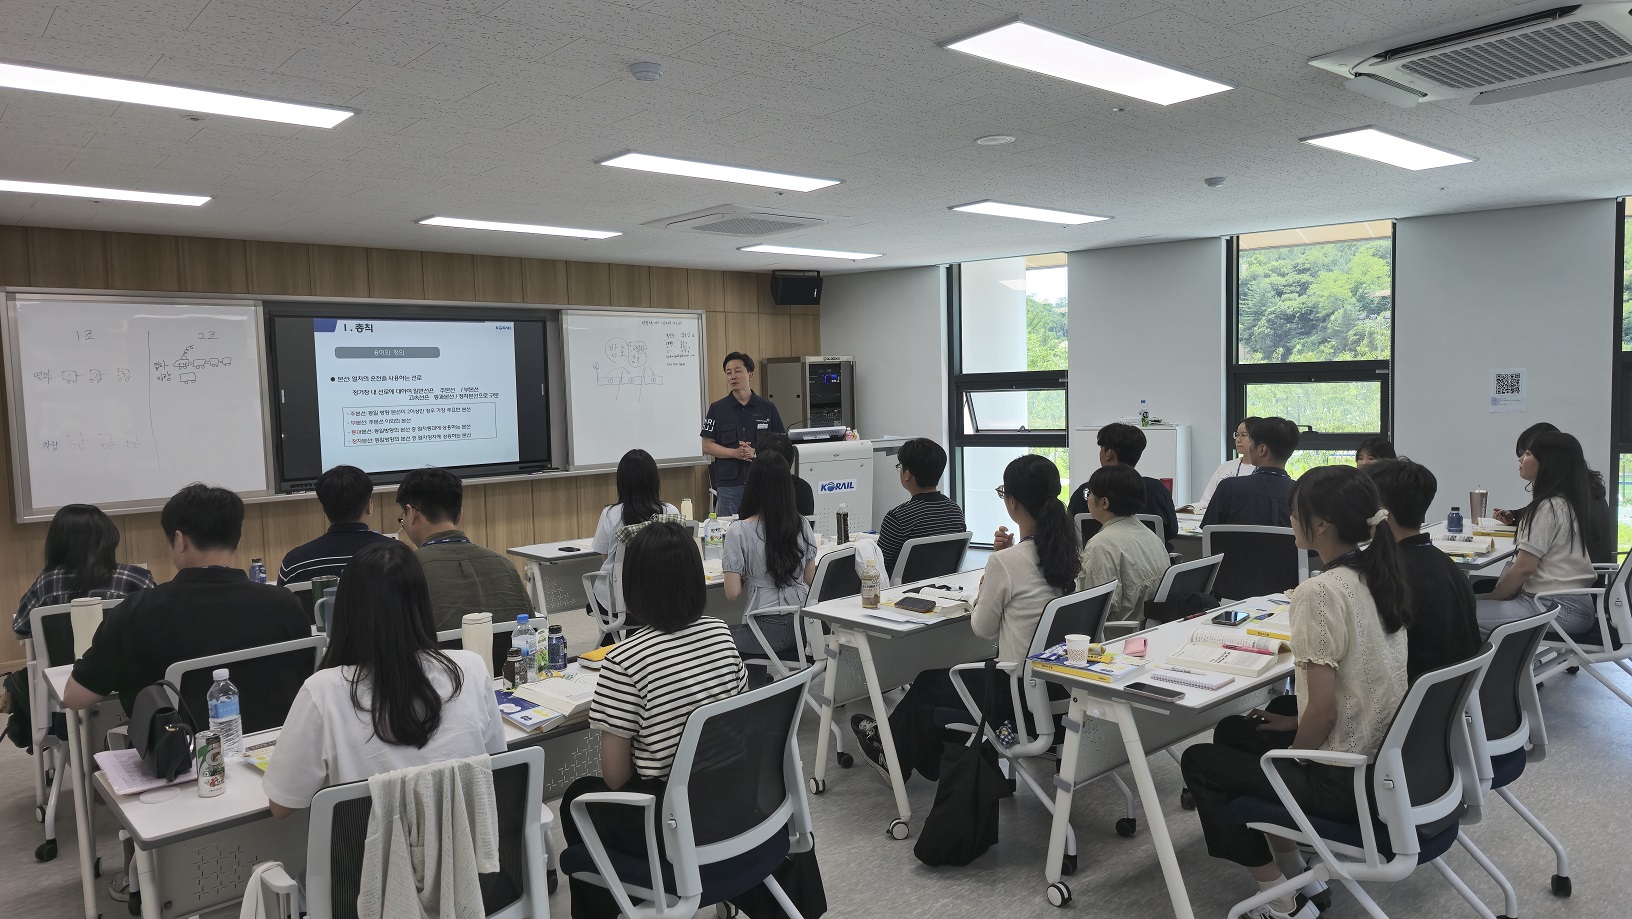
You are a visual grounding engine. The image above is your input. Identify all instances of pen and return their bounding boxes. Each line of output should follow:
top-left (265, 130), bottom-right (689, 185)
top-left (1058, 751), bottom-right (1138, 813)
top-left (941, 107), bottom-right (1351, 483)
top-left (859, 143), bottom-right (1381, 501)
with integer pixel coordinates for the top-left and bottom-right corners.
top-left (1223, 644), bottom-right (1275, 656)
top-left (1158, 664), bottom-right (1206, 675)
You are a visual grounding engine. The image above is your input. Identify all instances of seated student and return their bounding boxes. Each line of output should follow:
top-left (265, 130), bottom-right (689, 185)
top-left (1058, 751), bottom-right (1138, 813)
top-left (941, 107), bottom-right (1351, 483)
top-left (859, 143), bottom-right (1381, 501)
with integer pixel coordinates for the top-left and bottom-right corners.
top-left (263, 541), bottom-right (505, 817)
top-left (1181, 466), bottom-right (1410, 919)
top-left (396, 467), bottom-right (532, 633)
top-left (1078, 464), bottom-right (1172, 627)
top-left (277, 464), bottom-right (396, 585)
top-left (752, 433), bottom-right (815, 517)
top-left (589, 449), bottom-right (679, 615)
top-left (1185, 416), bottom-right (1259, 515)
top-left (62, 484), bottom-right (308, 718)
top-left (1363, 459), bottom-right (1481, 681)
top-left (561, 522), bottom-right (748, 919)
top-left (1068, 423), bottom-right (1178, 545)
top-left (1497, 422), bottom-right (1615, 564)
top-left (876, 437), bottom-right (967, 578)
top-left (1479, 431), bottom-right (1598, 636)
top-left (723, 454), bottom-right (817, 659)
top-left (14, 503), bottom-right (155, 639)
top-left (1201, 417), bottom-right (1300, 529)
top-left (1354, 436), bottom-right (1396, 467)
top-left (851, 454), bottom-right (1079, 784)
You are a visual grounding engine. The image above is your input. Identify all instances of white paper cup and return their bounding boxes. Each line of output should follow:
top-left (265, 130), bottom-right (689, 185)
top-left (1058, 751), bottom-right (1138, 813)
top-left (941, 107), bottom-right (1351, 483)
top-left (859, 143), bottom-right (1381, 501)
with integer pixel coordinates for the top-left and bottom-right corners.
top-left (1065, 634), bottom-right (1093, 663)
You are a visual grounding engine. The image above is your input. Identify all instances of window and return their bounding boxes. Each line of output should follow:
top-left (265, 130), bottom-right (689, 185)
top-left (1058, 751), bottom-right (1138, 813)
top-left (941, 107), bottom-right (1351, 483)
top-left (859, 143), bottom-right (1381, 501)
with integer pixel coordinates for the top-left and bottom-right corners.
top-left (949, 254), bottom-right (1069, 544)
top-left (1230, 221), bottom-right (1393, 478)
top-left (1615, 201), bottom-right (1631, 557)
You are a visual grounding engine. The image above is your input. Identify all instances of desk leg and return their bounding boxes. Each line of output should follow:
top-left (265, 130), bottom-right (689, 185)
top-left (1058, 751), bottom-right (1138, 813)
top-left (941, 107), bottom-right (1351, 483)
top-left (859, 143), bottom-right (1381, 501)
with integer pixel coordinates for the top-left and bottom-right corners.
top-left (134, 846), bottom-right (161, 919)
top-left (853, 632), bottom-right (912, 838)
top-left (525, 561), bottom-right (548, 616)
top-left (64, 707), bottom-right (98, 919)
top-left (1111, 699), bottom-right (1195, 919)
top-left (1041, 692), bottom-right (1088, 904)
top-left (809, 633), bottom-right (841, 790)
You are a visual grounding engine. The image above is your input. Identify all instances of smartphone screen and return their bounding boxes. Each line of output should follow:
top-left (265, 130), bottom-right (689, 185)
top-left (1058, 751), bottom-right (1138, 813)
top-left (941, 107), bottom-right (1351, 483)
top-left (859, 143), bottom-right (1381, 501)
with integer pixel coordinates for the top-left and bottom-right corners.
top-left (1123, 681), bottom-right (1186, 702)
top-left (1211, 610), bottom-right (1252, 626)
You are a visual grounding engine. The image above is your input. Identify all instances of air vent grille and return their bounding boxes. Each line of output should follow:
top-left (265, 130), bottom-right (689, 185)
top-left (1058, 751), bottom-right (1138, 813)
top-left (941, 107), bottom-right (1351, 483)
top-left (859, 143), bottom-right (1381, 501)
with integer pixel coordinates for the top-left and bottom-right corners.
top-left (1400, 19), bottom-right (1632, 88)
top-left (688, 216), bottom-right (813, 236)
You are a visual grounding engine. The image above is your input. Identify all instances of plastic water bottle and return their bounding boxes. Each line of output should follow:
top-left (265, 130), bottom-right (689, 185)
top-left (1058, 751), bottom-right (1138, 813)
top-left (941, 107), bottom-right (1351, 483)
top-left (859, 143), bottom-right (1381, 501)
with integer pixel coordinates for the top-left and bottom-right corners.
top-left (1139, 400), bottom-right (1150, 428)
top-left (546, 623), bottom-right (567, 672)
top-left (860, 559), bottom-right (881, 609)
top-left (206, 669), bottom-right (244, 758)
top-left (1447, 506), bottom-right (1464, 535)
top-left (249, 558), bottom-right (266, 584)
top-left (513, 614), bottom-right (539, 684)
top-left (703, 513), bottom-right (724, 562)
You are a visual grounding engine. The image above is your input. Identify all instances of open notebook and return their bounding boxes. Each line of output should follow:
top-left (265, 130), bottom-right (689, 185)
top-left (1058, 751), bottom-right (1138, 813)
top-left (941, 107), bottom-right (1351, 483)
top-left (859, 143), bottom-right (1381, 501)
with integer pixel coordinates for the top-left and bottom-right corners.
top-left (1165, 628), bottom-right (1286, 677)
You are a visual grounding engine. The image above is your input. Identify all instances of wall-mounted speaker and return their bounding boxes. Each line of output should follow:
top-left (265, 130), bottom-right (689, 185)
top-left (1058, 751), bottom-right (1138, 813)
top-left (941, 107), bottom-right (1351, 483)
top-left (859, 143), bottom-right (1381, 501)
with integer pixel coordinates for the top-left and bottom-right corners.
top-left (770, 269), bottom-right (822, 306)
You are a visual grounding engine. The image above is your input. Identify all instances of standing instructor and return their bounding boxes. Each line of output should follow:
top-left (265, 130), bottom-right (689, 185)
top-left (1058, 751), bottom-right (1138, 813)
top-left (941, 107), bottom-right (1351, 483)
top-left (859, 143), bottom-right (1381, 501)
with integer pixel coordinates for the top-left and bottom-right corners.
top-left (700, 352), bottom-right (785, 517)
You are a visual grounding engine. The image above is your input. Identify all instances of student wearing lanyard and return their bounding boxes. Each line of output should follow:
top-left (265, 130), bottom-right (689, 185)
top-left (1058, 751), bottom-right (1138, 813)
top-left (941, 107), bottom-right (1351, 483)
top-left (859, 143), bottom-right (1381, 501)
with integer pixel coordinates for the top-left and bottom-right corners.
top-left (1185, 417), bottom-right (1260, 515)
top-left (395, 467), bottom-right (532, 633)
top-left (1201, 416), bottom-right (1300, 529)
top-left (698, 352), bottom-right (785, 518)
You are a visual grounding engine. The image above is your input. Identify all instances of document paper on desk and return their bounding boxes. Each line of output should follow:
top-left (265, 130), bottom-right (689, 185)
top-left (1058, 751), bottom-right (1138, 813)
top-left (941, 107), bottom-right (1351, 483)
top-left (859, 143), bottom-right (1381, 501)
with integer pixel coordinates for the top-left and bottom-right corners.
top-left (95, 747), bottom-right (196, 796)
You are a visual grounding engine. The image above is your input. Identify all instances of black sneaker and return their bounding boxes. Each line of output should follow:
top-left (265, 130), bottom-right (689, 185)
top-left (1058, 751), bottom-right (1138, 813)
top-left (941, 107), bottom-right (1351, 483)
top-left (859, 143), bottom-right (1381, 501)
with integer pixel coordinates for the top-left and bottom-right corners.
top-left (849, 714), bottom-right (890, 782)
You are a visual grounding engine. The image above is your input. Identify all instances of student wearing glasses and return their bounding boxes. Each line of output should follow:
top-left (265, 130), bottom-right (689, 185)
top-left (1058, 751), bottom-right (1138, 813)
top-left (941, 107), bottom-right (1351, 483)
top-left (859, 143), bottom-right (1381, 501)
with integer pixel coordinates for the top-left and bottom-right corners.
top-left (1183, 416), bottom-right (1260, 515)
top-left (396, 467), bottom-right (531, 633)
top-left (1077, 464), bottom-right (1171, 628)
top-left (1201, 417), bottom-right (1300, 529)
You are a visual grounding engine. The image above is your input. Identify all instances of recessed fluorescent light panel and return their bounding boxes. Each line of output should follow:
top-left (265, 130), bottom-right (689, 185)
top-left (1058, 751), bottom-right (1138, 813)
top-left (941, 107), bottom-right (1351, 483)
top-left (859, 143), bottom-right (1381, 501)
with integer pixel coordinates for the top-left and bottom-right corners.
top-left (1300, 126), bottom-right (1474, 171)
top-left (739, 244), bottom-right (881, 260)
top-left (0, 179), bottom-right (208, 206)
top-left (0, 61), bottom-right (354, 128)
top-left (951, 200), bottom-right (1110, 225)
top-left (601, 152), bottom-right (840, 192)
top-left (943, 19), bottom-right (1232, 106)
top-left (419, 216), bottom-right (621, 240)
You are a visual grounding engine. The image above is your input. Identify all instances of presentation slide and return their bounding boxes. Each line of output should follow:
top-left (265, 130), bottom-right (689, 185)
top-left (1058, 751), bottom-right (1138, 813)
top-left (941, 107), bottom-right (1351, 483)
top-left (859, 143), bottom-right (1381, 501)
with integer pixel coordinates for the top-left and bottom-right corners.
top-left (313, 318), bottom-right (520, 472)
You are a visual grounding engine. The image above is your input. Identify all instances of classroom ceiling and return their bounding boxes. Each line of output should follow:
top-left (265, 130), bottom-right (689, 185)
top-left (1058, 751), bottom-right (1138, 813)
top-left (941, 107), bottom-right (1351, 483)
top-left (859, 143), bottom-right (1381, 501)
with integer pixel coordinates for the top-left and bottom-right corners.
top-left (0, 0), bottom-right (1628, 274)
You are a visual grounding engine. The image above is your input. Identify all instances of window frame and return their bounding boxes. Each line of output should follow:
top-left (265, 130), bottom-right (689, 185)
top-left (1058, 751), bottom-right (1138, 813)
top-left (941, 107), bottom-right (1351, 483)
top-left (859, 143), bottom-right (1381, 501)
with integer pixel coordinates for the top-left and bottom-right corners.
top-left (1225, 231), bottom-right (1395, 459)
top-left (1612, 199), bottom-right (1629, 557)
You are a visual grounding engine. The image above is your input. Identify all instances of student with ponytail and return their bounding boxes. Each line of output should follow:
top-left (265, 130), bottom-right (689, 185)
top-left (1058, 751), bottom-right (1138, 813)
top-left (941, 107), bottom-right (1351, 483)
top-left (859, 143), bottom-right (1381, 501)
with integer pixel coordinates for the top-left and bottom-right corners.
top-left (1180, 466), bottom-right (1410, 919)
top-left (849, 454), bottom-right (1080, 786)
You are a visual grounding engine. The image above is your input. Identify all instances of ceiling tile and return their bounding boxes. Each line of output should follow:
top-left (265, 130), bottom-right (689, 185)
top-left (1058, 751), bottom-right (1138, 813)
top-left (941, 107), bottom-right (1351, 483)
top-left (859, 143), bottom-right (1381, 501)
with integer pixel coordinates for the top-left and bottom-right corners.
top-left (640, 0), bottom-right (865, 47)
top-left (487, 0), bottom-right (722, 53)
top-left (1097, 7), bottom-right (1263, 67)
top-left (1239, 0), bottom-right (1397, 56)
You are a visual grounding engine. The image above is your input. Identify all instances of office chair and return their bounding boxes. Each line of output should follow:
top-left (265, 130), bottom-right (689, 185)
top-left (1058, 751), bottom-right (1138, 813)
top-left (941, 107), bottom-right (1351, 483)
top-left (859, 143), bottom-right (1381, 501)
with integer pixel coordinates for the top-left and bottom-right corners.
top-left (893, 531), bottom-right (973, 587)
top-left (435, 619), bottom-right (523, 679)
top-left (1201, 525), bottom-right (1309, 602)
top-left (1103, 552), bottom-right (1224, 638)
top-left (163, 635), bottom-right (327, 736)
top-left (1533, 550), bottom-right (1632, 710)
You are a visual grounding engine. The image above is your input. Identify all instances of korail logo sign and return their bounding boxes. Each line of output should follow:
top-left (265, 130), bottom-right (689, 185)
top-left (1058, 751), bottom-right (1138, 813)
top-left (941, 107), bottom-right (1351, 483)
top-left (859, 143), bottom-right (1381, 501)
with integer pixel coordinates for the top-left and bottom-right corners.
top-left (819, 479), bottom-right (857, 493)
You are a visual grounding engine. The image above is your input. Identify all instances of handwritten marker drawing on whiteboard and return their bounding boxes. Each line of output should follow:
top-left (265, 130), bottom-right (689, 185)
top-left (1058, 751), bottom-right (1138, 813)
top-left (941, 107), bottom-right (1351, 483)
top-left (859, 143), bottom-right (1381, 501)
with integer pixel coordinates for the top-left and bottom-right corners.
top-left (593, 338), bottom-right (664, 399)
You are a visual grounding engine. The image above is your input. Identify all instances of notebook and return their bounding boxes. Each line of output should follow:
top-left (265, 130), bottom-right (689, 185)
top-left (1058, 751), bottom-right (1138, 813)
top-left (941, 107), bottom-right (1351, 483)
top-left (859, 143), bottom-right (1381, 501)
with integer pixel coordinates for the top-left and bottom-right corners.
top-left (1431, 535), bottom-right (1496, 557)
top-left (494, 690), bottom-right (567, 733)
top-left (1165, 628), bottom-right (1283, 677)
top-left (1149, 668), bottom-right (1235, 691)
top-left (1028, 644), bottom-right (1150, 684)
top-left (94, 748), bottom-right (196, 796)
top-left (513, 671), bottom-right (598, 718)
top-left (1245, 607), bottom-right (1292, 643)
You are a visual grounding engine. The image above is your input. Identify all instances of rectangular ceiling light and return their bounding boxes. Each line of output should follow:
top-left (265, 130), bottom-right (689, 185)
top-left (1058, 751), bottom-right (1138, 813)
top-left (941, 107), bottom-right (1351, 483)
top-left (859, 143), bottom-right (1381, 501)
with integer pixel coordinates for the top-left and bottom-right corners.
top-left (1300, 126), bottom-right (1474, 170)
top-left (0, 178), bottom-right (208, 206)
top-left (419, 216), bottom-right (621, 240)
top-left (0, 61), bottom-right (354, 128)
top-left (739, 244), bottom-right (881, 260)
top-left (951, 200), bottom-right (1110, 225)
top-left (944, 19), bottom-right (1233, 106)
top-left (601, 152), bottom-right (840, 192)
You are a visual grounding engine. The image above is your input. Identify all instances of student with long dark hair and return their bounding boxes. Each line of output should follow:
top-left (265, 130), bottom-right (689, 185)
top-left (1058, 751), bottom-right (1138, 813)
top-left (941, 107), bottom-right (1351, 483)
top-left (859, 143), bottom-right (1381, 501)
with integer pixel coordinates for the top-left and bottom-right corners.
top-left (589, 449), bottom-right (678, 614)
top-left (851, 454), bottom-right (1080, 785)
top-left (1495, 422), bottom-right (1615, 563)
top-left (263, 541), bottom-right (505, 817)
top-left (723, 453), bottom-right (817, 658)
top-left (1181, 466), bottom-right (1410, 919)
top-left (13, 503), bottom-right (155, 638)
top-left (1479, 431), bottom-right (1598, 635)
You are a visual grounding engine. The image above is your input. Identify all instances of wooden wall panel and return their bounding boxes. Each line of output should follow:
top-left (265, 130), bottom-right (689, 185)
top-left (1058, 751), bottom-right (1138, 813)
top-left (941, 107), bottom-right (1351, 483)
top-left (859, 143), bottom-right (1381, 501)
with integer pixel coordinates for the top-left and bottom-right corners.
top-left (246, 241), bottom-right (312, 295)
top-left (0, 223), bottom-right (815, 667)
top-left (28, 228), bottom-right (107, 289)
top-left (178, 237), bottom-right (249, 293)
top-left (107, 233), bottom-right (180, 291)
top-left (367, 248), bottom-right (425, 300)
top-left (421, 251), bottom-right (476, 301)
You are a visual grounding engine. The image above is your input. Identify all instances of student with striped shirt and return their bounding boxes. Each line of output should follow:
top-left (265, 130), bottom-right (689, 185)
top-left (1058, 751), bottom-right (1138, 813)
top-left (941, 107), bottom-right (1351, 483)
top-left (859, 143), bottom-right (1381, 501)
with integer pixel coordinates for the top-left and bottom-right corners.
top-left (876, 437), bottom-right (966, 578)
top-left (276, 465), bottom-right (395, 585)
top-left (561, 521), bottom-right (747, 919)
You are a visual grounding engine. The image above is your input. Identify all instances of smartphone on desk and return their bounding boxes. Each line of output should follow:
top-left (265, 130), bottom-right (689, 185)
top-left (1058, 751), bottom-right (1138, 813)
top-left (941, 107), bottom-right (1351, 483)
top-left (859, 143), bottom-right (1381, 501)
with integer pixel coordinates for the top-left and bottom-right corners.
top-left (1122, 681), bottom-right (1186, 703)
top-left (1211, 609), bottom-right (1252, 627)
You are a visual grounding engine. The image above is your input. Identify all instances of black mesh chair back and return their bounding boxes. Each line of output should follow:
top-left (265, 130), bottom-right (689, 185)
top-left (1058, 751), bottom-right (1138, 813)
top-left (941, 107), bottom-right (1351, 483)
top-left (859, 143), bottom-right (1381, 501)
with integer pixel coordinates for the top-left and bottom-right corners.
top-left (683, 677), bottom-right (804, 847)
top-left (1480, 617), bottom-right (1549, 744)
top-left (1159, 555), bottom-right (1223, 602)
top-left (170, 639), bottom-right (322, 735)
top-left (1041, 589), bottom-right (1115, 651)
top-left (33, 600), bottom-right (124, 669)
top-left (1206, 528), bottom-right (1300, 600)
top-left (283, 582), bottom-right (318, 628)
top-left (896, 532), bottom-right (972, 585)
top-left (1392, 659), bottom-right (1484, 838)
top-left (812, 547), bottom-right (860, 603)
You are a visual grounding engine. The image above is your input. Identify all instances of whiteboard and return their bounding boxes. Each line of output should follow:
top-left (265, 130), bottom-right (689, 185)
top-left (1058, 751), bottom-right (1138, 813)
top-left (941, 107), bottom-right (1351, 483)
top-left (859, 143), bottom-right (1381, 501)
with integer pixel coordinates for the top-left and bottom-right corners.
top-left (561, 310), bottom-right (706, 469)
top-left (5, 295), bottom-right (272, 520)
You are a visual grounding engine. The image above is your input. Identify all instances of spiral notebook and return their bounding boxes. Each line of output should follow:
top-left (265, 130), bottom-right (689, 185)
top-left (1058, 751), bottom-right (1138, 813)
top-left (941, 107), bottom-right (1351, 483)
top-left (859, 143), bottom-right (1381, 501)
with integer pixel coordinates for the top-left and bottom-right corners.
top-left (1149, 668), bottom-right (1235, 691)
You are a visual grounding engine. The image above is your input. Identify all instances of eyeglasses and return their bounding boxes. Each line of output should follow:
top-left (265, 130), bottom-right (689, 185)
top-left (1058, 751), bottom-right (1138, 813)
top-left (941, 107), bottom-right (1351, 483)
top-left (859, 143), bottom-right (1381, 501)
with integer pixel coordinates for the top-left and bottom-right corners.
top-left (994, 485), bottom-right (1007, 499)
top-left (894, 462), bottom-right (902, 469)
top-left (397, 504), bottom-right (414, 526)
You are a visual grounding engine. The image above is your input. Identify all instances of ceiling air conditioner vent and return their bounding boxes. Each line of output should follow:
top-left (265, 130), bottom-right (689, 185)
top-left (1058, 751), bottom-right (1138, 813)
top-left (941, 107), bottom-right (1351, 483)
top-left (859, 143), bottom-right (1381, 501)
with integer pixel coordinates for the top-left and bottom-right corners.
top-left (1310, 1), bottom-right (1632, 105)
top-left (646, 205), bottom-right (828, 237)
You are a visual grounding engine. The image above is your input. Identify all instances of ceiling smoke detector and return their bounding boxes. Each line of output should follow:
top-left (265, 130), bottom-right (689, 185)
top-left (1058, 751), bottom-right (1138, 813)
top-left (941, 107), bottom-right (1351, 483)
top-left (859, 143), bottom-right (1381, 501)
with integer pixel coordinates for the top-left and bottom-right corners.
top-left (1205, 176), bottom-right (1226, 188)
top-left (629, 62), bottom-right (664, 82)
top-left (975, 134), bottom-right (1016, 145)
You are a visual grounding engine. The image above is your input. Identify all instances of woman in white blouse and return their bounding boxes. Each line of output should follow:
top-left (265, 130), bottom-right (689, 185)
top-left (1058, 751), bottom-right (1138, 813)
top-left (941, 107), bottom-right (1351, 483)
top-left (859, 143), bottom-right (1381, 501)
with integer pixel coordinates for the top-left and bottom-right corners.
top-left (263, 541), bottom-right (505, 817)
top-left (1478, 431), bottom-right (1598, 635)
top-left (1179, 466), bottom-right (1411, 919)
top-left (1185, 416), bottom-right (1259, 514)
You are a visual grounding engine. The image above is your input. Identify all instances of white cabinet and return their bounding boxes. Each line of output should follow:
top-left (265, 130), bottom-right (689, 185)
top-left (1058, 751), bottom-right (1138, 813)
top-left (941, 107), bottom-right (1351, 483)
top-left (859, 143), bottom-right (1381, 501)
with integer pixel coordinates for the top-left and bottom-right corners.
top-left (1070, 424), bottom-right (1193, 507)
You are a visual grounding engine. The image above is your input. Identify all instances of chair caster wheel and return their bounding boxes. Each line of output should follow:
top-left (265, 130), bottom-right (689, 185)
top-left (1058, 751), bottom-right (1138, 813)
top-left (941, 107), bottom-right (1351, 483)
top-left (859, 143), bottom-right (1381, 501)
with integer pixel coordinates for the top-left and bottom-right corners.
top-left (1311, 888), bottom-right (1332, 911)
top-left (1552, 874), bottom-right (1571, 897)
top-left (887, 819), bottom-right (910, 840)
top-left (1115, 818), bottom-right (1137, 838)
top-left (1566, 665), bottom-right (1580, 674)
top-left (836, 752), bottom-right (854, 769)
top-left (35, 805), bottom-right (45, 823)
top-left (1180, 788), bottom-right (1195, 810)
top-left (35, 839), bottom-right (57, 862)
top-left (716, 903), bottom-right (739, 918)
top-left (1046, 882), bottom-right (1072, 907)
top-left (1061, 854), bottom-right (1077, 876)
top-left (547, 868), bottom-right (558, 894)
top-left (808, 777), bottom-right (825, 795)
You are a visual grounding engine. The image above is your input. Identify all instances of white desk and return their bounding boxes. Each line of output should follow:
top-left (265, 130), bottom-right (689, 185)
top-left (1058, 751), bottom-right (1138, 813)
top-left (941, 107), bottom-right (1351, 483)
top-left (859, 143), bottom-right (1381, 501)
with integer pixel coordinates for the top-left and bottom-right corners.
top-left (803, 567), bottom-right (994, 839)
top-left (509, 538), bottom-right (601, 618)
top-left (1422, 521), bottom-right (1517, 572)
top-left (1034, 607), bottom-right (1293, 914)
top-left (46, 664), bottom-right (101, 919)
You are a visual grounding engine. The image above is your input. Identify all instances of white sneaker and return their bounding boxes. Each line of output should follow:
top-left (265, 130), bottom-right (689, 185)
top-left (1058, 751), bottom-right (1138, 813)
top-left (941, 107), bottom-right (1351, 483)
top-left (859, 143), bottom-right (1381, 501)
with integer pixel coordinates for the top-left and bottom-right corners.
top-left (1244, 893), bottom-right (1319, 919)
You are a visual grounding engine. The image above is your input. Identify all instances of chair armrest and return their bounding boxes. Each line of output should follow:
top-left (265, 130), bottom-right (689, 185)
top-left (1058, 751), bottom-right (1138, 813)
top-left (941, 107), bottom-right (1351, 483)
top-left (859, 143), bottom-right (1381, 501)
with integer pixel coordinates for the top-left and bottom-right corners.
top-left (1256, 749), bottom-right (1381, 876)
top-left (743, 605), bottom-right (805, 678)
top-left (947, 661), bottom-right (1027, 746)
top-left (1534, 588), bottom-right (1605, 600)
top-left (568, 792), bottom-right (686, 919)
top-left (1259, 749), bottom-right (1368, 768)
top-left (256, 863), bottom-right (303, 919)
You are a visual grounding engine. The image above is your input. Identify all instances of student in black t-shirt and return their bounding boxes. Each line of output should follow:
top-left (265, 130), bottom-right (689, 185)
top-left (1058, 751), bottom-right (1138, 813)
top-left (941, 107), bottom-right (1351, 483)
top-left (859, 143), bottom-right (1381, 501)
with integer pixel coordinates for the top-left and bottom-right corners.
top-left (1364, 459), bottom-right (1481, 681)
top-left (1067, 423), bottom-right (1177, 546)
top-left (64, 484), bottom-right (309, 720)
top-left (277, 464), bottom-right (396, 584)
top-left (1201, 417), bottom-right (1300, 529)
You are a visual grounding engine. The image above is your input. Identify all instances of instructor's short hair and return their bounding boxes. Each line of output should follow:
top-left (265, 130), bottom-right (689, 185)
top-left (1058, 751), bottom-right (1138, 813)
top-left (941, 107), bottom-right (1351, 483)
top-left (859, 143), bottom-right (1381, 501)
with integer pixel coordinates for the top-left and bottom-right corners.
top-left (722, 352), bottom-right (755, 373)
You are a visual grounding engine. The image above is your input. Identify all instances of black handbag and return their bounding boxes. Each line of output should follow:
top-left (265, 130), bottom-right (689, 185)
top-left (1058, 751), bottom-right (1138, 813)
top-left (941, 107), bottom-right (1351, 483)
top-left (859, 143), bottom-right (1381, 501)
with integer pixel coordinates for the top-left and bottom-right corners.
top-left (913, 660), bottom-right (1005, 867)
top-left (129, 681), bottom-right (196, 781)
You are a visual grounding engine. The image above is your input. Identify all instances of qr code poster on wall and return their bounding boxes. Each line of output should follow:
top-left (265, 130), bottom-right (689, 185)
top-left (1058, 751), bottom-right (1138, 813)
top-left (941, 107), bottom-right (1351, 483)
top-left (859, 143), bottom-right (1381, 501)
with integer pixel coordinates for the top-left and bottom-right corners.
top-left (1490, 368), bottom-right (1526, 413)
